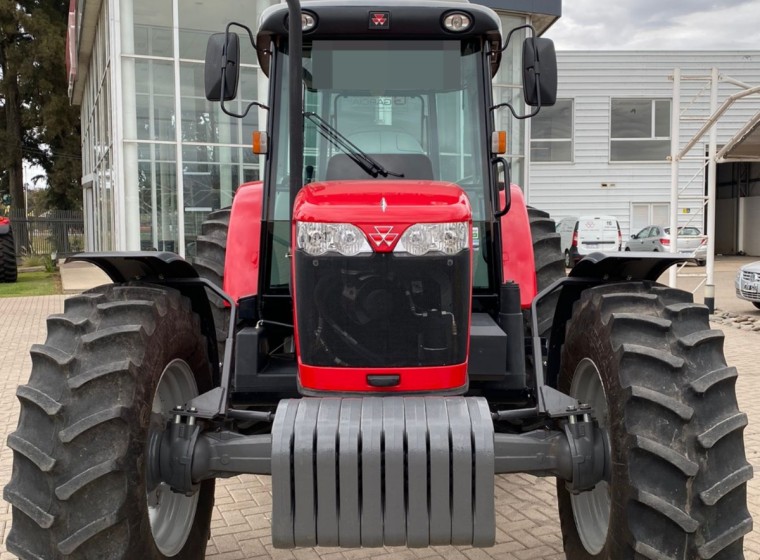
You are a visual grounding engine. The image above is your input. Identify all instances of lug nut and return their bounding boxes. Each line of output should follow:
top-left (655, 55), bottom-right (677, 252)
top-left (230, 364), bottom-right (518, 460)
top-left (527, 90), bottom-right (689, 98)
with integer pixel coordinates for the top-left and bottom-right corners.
top-left (566, 405), bottom-right (578, 412)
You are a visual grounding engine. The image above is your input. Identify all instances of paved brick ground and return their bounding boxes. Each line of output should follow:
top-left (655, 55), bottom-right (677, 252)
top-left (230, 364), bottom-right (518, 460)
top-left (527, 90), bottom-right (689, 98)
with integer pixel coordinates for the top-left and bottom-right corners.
top-left (0, 294), bottom-right (757, 559)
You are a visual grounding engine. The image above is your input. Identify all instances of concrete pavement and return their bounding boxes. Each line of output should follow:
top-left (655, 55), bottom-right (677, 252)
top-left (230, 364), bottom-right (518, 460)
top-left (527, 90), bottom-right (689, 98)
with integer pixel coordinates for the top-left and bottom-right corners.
top-left (0, 272), bottom-right (758, 558)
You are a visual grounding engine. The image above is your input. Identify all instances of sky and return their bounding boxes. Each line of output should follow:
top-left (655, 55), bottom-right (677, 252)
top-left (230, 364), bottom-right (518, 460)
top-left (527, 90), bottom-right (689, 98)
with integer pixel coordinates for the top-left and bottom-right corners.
top-left (550, 0), bottom-right (760, 50)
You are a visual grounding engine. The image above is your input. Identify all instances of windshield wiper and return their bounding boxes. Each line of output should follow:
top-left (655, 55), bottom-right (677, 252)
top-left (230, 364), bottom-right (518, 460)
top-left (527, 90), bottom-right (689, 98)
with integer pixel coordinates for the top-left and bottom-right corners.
top-left (303, 112), bottom-right (404, 179)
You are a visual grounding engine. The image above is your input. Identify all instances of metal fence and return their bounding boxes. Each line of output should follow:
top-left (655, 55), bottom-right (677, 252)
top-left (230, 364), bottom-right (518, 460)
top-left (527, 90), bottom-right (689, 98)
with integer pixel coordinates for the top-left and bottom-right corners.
top-left (9, 209), bottom-right (85, 259)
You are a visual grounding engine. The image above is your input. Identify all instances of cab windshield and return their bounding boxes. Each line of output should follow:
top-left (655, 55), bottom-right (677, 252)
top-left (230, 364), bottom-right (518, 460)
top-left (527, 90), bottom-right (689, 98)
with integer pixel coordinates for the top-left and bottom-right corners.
top-left (268, 39), bottom-right (490, 288)
top-left (272, 39), bottom-right (488, 220)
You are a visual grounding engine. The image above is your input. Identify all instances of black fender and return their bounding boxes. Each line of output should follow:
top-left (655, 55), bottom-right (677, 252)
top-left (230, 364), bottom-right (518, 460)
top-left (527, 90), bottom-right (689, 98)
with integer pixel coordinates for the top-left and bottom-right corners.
top-left (541, 252), bottom-right (691, 388)
top-left (67, 252), bottom-right (225, 378)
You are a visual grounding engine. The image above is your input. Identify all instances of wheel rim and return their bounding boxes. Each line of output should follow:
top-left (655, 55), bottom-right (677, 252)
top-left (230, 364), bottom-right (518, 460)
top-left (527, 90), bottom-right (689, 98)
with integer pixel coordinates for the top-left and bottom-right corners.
top-left (569, 358), bottom-right (611, 555)
top-left (147, 359), bottom-right (200, 556)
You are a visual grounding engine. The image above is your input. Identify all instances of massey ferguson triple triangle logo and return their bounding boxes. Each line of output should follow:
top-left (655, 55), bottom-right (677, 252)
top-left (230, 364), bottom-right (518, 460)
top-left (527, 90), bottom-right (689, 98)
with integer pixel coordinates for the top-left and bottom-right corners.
top-left (369, 226), bottom-right (397, 247)
top-left (369, 11), bottom-right (389, 29)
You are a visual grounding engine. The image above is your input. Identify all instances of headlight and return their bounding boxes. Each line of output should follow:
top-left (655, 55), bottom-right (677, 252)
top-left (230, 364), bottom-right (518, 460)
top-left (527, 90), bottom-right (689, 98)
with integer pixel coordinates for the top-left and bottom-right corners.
top-left (443, 12), bottom-right (472, 32)
top-left (296, 222), bottom-right (371, 256)
top-left (396, 222), bottom-right (469, 256)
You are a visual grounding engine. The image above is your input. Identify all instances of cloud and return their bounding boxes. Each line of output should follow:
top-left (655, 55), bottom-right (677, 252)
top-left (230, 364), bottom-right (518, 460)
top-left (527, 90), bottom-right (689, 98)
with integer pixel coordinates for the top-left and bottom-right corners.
top-left (550, 0), bottom-right (760, 50)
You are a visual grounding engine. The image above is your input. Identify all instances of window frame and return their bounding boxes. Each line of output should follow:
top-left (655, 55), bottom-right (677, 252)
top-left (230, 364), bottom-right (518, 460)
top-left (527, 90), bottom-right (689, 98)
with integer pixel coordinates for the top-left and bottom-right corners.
top-left (609, 97), bottom-right (671, 163)
top-left (530, 98), bottom-right (574, 164)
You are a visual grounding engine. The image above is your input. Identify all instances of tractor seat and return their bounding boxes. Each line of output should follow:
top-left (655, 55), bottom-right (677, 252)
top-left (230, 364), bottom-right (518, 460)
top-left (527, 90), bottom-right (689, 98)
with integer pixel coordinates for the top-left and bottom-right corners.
top-left (325, 153), bottom-right (434, 181)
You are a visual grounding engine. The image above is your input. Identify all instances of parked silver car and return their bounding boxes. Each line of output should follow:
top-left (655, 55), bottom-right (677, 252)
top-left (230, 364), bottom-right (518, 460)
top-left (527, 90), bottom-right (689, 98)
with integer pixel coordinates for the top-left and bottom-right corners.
top-left (625, 225), bottom-right (707, 265)
top-left (736, 261), bottom-right (760, 309)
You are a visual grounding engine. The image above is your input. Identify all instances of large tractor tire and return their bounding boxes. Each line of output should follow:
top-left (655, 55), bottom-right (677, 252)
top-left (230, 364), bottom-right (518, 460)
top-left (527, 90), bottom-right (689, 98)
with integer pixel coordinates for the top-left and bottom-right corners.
top-left (4, 284), bottom-right (215, 559)
top-left (527, 206), bottom-right (565, 338)
top-left (557, 282), bottom-right (752, 559)
top-left (0, 228), bottom-right (18, 283)
top-left (192, 208), bottom-right (231, 358)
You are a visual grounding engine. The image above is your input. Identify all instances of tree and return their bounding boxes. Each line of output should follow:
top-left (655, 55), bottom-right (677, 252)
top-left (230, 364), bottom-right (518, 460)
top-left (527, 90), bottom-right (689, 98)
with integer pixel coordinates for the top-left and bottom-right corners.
top-left (0, 0), bottom-right (82, 213)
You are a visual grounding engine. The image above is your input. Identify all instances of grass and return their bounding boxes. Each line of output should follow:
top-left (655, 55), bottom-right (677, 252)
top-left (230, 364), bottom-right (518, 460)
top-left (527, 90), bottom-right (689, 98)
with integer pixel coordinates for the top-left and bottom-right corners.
top-left (0, 272), bottom-right (61, 298)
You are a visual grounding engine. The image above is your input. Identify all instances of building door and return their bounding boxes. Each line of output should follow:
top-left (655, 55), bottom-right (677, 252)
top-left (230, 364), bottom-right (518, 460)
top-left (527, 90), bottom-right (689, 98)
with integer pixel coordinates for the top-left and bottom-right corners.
top-left (630, 203), bottom-right (669, 236)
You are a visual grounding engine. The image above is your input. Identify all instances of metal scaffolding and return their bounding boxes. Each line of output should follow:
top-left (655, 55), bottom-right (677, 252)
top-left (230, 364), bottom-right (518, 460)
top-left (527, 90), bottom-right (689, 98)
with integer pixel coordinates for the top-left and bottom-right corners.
top-left (668, 68), bottom-right (760, 312)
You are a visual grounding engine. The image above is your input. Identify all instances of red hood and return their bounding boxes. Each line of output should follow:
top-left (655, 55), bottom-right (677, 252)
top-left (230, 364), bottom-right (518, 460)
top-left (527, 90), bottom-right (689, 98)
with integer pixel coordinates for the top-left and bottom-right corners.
top-left (293, 180), bottom-right (471, 224)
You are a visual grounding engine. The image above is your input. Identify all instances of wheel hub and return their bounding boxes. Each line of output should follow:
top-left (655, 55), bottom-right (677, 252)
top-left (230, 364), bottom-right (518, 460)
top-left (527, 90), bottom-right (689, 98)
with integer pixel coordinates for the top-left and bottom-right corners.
top-left (146, 359), bottom-right (200, 557)
top-left (569, 358), bottom-right (612, 555)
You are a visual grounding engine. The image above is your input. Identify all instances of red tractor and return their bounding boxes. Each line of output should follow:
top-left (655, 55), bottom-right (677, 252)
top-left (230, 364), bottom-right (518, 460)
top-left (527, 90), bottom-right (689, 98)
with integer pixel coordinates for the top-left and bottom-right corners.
top-left (0, 197), bottom-right (18, 283)
top-left (5, 1), bottom-right (752, 558)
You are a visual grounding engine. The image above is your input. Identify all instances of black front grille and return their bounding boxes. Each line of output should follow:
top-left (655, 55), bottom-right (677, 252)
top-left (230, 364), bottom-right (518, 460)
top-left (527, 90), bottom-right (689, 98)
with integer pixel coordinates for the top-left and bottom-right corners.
top-left (295, 251), bottom-right (470, 368)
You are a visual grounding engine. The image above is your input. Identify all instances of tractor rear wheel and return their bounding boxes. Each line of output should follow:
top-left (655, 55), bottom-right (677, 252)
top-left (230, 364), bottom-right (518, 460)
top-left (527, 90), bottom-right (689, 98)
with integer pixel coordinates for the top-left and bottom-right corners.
top-left (557, 282), bottom-right (752, 559)
top-left (527, 206), bottom-right (565, 338)
top-left (0, 228), bottom-right (18, 283)
top-left (4, 284), bottom-right (215, 559)
top-left (192, 208), bottom-right (231, 358)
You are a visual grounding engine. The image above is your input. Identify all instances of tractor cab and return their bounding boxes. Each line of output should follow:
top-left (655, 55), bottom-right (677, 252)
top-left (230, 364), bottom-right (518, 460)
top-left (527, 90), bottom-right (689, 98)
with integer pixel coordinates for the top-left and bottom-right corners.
top-left (204, 0), bottom-right (557, 395)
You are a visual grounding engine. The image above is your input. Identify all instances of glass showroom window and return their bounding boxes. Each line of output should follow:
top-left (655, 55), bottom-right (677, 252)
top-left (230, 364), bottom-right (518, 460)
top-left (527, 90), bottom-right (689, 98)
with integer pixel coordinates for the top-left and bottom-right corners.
top-left (531, 98), bottom-right (573, 162)
top-left (493, 13), bottom-right (527, 187)
top-left (610, 98), bottom-right (671, 162)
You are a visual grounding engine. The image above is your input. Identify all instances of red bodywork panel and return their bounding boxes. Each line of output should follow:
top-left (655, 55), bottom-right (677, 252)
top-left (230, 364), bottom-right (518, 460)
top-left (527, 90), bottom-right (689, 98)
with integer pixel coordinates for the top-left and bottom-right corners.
top-left (0, 217), bottom-right (9, 226)
top-left (292, 180), bottom-right (472, 394)
top-left (300, 363), bottom-right (467, 393)
top-left (500, 185), bottom-right (537, 308)
top-left (224, 181), bottom-right (263, 300)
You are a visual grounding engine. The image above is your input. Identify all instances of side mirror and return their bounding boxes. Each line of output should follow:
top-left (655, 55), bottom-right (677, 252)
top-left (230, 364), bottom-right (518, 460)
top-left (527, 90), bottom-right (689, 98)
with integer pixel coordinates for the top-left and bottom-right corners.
top-left (523, 37), bottom-right (557, 107)
top-left (631, 234), bottom-right (637, 239)
top-left (204, 32), bottom-right (240, 101)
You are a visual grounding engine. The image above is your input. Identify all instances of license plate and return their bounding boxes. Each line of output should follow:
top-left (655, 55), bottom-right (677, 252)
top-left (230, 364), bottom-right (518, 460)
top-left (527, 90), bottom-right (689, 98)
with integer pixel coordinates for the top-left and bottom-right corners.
top-left (585, 243), bottom-right (599, 248)
top-left (743, 282), bottom-right (757, 293)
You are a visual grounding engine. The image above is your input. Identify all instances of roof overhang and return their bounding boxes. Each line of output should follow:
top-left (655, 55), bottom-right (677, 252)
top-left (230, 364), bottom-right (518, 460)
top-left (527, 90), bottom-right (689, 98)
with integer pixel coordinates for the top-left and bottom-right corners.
top-left (717, 111), bottom-right (760, 162)
top-left (473, 0), bottom-right (561, 35)
top-left (70, 0), bottom-right (104, 106)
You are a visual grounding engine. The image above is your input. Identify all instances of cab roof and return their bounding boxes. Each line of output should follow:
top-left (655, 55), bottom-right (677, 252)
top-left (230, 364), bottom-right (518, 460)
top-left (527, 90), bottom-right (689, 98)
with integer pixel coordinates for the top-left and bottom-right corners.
top-left (255, 0), bottom-right (503, 77)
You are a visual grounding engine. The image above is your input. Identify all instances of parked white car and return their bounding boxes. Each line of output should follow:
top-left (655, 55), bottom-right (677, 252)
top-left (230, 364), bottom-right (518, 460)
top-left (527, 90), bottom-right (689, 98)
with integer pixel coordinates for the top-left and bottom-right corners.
top-left (625, 225), bottom-right (707, 265)
top-left (736, 261), bottom-right (760, 309)
top-left (556, 215), bottom-right (622, 268)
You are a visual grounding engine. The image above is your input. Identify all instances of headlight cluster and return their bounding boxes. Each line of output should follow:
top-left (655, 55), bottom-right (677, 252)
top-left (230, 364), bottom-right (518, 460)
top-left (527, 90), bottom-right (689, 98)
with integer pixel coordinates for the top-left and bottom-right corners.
top-left (296, 221), bottom-right (469, 257)
top-left (296, 222), bottom-right (371, 256)
top-left (396, 222), bottom-right (469, 256)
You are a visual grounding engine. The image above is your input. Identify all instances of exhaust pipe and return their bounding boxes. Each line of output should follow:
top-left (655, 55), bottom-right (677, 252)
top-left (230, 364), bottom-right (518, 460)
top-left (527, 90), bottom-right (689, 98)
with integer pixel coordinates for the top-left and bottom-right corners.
top-left (287, 0), bottom-right (303, 216)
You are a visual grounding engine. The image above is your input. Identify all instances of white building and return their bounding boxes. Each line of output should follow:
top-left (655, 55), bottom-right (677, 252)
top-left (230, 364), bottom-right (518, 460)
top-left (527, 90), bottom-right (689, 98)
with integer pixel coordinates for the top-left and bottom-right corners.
top-left (527, 51), bottom-right (760, 255)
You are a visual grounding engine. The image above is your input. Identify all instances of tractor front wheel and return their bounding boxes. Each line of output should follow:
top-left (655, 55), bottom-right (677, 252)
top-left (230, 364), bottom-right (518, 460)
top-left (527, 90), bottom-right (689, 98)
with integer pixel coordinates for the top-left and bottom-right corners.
top-left (557, 282), bottom-right (752, 559)
top-left (4, 284), bottom-right (215, 559)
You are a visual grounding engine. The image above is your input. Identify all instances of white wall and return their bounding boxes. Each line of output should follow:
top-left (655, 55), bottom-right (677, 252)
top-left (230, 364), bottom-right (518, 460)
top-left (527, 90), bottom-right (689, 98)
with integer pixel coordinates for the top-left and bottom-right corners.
top-left (740, 197), bottom-right (760, 256)
top-left (528, 51), bottom-right (760, 239)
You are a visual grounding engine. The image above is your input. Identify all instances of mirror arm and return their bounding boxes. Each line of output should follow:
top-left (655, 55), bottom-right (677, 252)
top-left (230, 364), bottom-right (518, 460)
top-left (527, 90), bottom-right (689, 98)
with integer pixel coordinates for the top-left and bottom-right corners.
top-left (221, 97), bottom-right (270, 119)
top-left (495, 23), bottom-right (535, 54)
top-left (218, 21), bottom-right (271, 119)
top-left (226, 20), bottom-right (270, 55)
top-left (490, 101), bottom-right (539, 121)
